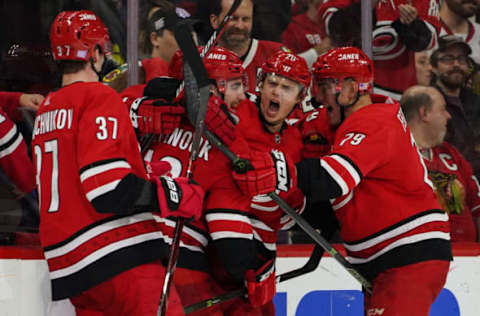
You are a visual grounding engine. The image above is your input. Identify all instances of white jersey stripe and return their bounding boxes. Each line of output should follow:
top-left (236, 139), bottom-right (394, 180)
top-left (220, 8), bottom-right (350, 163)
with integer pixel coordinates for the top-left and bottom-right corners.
top-left (253, 230), bottom-right (276, 251)
top-left (332, 191), bottom-right (354, 211)
top-left (205, 212), bottom-right (251, 225)
top-left (210, 231), bottom-right (252, 240)
top-left (243, 39), bottom-right (259, 69)
top-left (251, 202), bottom-right (279, 212)
top-left (44, 212), bottom-right (155, 259)
top-left (251, 218), bottom-right (274, 232)
top-left (86, 180), bottom-right (121, 201)
top-left (49, 231), bottom-right (164, 279)
top-left (320, 158), bottom-right (350, 195)
top-left (0, 124), bottom-right (18, 145)
top-left (80, 161), bottom-right (131, 182)
top-left (154, 215), bottom-right (208, 247)
top-left (330, 154), bottom-right (361, 186)
top-left (344, 212), bottom-right (449, 252)
top-left (347, 231), bottom-right (450, 264)
top-left (0, 133), bottom-right (22, 158)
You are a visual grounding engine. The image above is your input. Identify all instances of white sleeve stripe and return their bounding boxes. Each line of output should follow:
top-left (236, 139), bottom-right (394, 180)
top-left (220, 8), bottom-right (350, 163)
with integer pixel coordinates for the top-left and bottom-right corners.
top-left (210, 231), bottom-right (252, 240)
top-left (252, 194), bottom-right (273, 203)
top-left (0, 125), bottom-right (18, 145)
top-left (470, 205), bottom-right (480, 213)
top-left (80, 161), bottom-right (131, 182)
top-left (332, 191), bottom-right (354, 211)
top-left (344, 213), bottom-right (449, 251)
top-left (320, 159), bottom-right (350, 195)
top-left (323, 8), bottom-right (338, 35)
top-left (205, 213), bottom-right (251, 225)
top-left (330, 154), bottom-right (361, 186)
top-left (242, 39), bottom-right (258, 69)
top-left (154, 216), bottom-right (208, 246)
top-left (0, 135), bottom-right (22, 158)
top-left (250, 203), bottom-right (279, 212)
top-left (86, 180), bottom-right (121, 201)
top-left (251, 219), bottom-right (274, 232)
top-left (346, 231), bottom-right (450, 264)
top-left (252, 231), bottom-right (276, 251)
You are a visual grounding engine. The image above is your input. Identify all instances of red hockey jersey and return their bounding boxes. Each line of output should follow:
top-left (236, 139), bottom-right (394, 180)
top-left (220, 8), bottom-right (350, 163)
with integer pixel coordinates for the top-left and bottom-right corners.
top-left (0, 91), bottom-right (23, 122)
top-left (0, 109), bottom-right (35, 193)
top-left (32, 82), bottom-right (167, 300)
top-left (320, 102), bottom-right (451, 279)
top-left (282, 13), bottom-right (324, 54)
top-left (145, 116), bottom-right (251, 272)
top-left (241, 39), bottom-right (284, 92)
top-left (211, 99), bottom-right (306, 262)
top-left (319, 0), bottom-right (440, 99)
top-left (422, 142), bottom-right (480, 242)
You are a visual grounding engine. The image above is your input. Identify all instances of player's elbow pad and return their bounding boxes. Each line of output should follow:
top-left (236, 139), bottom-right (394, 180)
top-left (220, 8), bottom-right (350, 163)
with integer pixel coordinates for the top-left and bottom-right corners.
top-left (392, 18), bottom-right (432, 51)
top-left (91, 173), bottom-right (159, 214)
top-left (213, 239), bottom-right (258, 283)
top-left (296, 158), bottom-right (343, 202)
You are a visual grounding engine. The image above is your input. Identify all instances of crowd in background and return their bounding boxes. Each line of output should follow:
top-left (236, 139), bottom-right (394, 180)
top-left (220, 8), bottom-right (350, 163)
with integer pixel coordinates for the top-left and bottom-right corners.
top-left (0, 0), bottom-right (479, 246)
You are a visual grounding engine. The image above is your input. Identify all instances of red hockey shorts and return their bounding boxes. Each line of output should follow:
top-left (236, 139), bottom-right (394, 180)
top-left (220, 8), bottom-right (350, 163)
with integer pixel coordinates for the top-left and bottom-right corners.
top-left (222, 297), bottom-right (275, 316)
top-left (70, 261), bottom-right (184, 316)
top-left (174, 267), bottom-right (224, 316)
top-left (364, 260), bottom-right (450, 316)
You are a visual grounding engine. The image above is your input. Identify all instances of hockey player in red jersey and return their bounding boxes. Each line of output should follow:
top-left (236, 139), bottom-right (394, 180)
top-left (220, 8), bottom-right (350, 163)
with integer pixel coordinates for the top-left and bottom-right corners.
top-left (299, 47), bottom-right (452, 316)
top-left (168, 46), bottom-right (248, 113)
top-left (0, 91), bottom-right (43, 195)
top-left (208, 51), bottom-right (314, 315)
top-left (208, 0), bottom-right (285, 92)
top-left (138, 47), bottom-right (254, 315)
top-left (33, 11), bottom-right (204, 316)
top-left (401, 85), bottom-right (480, 242)
top-left (318, 0), bottom-right (441, 100)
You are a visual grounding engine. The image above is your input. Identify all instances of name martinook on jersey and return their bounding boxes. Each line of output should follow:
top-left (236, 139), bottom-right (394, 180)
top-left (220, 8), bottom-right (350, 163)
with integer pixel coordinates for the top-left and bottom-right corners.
top-left (159, 127), bottom-right (212, 161)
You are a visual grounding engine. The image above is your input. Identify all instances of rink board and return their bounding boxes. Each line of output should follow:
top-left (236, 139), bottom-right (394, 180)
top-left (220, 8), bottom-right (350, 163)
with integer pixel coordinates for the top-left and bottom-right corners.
top-left (0, 243), bottom-right (479, 316)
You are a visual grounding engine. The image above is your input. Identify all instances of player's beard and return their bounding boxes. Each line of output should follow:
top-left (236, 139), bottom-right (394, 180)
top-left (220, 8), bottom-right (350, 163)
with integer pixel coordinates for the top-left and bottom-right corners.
top-left (221, 26), bottom-right (251, 50)
top-left (439, 68), bottom-right (467, 91)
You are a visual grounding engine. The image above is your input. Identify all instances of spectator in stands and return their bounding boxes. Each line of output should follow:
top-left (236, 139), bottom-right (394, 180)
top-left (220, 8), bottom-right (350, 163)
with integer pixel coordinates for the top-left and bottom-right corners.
top-left (104, 0), bottom-right (198, 93)
top-left (439, 0), bottom-right (480, 64)
top-left (415, 51), bottom-right (434, 86)
top-left (431, 35), bottom-right (480, 179)
top-left (401, 85), bottom-right (480, 242)
top-left (319, 0), bottom-right (440, 100)
top-left (282, 0), bottom-right (331, 67)
top-left (208, 0), bottom-right (285, 92)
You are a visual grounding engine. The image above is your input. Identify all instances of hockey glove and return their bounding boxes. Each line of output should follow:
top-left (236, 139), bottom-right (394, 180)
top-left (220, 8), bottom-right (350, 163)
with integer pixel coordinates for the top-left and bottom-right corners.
top-left (205, 95), bottom-right (237, 146)
top-left (232, 149), bottom-right (296, 197)
top-left (245, 259), bottom-right (276, 307)
top-left (153, 176), bottom-right (204, 221)
top-left (132, 97), bottom-right (185, 136)
top-left (299, 109), bottom-right (332, 158)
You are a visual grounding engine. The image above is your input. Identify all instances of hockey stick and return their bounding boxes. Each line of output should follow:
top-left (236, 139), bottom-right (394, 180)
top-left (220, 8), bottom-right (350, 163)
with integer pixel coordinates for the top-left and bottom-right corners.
top-left (157, 21), bottom-right (211, 316)
top-left (200, 129), bottom-right (373, 293)
top-left (140, 0), bottom-right (243, 153)
top-left (184, 244), bottom-right (324, 314)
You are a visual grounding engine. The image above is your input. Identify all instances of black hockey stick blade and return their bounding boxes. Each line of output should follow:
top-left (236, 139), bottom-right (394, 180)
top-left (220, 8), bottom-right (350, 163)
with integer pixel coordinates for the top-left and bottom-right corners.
top-left (277, 244), bottom-right (323, 283)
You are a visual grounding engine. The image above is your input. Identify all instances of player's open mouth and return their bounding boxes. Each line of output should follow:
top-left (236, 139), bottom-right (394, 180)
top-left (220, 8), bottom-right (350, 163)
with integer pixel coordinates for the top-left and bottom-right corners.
top-left (266, 100), bottom-right (280, 116)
